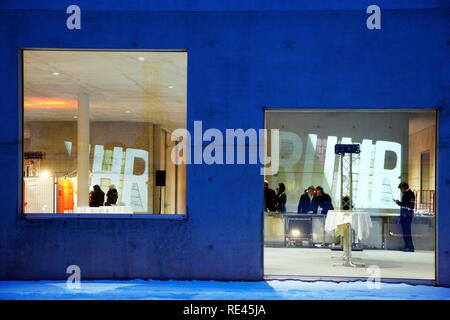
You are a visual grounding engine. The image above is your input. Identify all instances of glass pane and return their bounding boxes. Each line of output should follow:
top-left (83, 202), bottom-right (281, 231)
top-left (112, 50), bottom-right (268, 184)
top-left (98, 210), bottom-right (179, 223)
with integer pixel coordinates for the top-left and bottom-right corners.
top-left (264, 110), bottom-right (436, 280)
top-left (23, 50), bottom-right (187, 215)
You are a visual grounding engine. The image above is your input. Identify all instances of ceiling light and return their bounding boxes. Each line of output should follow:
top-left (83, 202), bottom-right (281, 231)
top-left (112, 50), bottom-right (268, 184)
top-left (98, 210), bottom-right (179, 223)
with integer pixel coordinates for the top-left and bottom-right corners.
top-left (73, 116), bottom-right (78, 119)
top-left (24, 97), bottom-right (77, 109)
top-left (126, 110), bottom-right (131, 113)
top-left (168, 85), bottom-right (174, 89)
top-left (138, 57), bottom-right (145, 61)
top-left (53, 72), bottom-right (60, 76)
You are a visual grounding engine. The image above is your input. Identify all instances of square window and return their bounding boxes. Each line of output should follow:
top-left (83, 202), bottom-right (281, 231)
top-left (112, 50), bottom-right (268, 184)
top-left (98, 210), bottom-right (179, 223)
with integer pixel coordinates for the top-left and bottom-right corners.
top-left (22, 50), bottom-right (187, 216)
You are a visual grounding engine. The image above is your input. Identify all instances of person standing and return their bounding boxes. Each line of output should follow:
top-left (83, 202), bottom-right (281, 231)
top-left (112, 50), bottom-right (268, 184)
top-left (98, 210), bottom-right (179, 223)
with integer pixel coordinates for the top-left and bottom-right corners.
top-left (105, 184), bottom-right (119, 206)
top-left (297, 186), bottom-right (317, 214)
top-left (89, 185), bottom-right (105, 207)
top-left (394, 182), bottom-right (415, 252)
top-left (315, 186), bottom-right (334, 215)
top-left (276, 183), bottom-right (287, 213)
top-left (264, 180), bottom-right (277, 212)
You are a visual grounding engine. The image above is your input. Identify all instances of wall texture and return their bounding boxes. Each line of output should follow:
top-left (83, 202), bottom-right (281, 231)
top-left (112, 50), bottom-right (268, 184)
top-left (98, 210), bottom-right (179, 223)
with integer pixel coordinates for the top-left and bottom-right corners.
top-left (409, 125), bottom-right (436, 194)
top-left (0, 1), bottom-right (449, 285)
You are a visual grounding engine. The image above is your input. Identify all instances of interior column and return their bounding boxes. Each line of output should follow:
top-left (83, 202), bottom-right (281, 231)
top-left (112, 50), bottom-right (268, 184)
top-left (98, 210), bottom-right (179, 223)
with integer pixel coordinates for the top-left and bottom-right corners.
top-left (77, 93), bottom-right (90, 207)
top-left (153, 124), bottom-right (162, 213)
top-left (147, 123), bottom-right (154, 213)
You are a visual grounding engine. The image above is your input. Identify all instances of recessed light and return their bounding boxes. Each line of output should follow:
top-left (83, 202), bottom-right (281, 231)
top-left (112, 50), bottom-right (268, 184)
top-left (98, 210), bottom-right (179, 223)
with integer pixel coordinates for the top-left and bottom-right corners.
top-left (138, 57), bottom-right (145, 61)
top-left (73, 116), bottom-right (78, 119)
top-left (53, 72), bottom-right (60, 76)
top-left (126, 110), bottom-right (131, 113)
top-left (168, 85), bottom-right (174, 89)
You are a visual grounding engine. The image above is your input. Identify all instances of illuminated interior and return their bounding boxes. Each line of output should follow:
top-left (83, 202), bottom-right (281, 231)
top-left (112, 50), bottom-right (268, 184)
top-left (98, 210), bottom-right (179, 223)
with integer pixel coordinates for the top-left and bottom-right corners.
top-left (23, 50), bottom-right (187, 215)
top-left (264, 110), bottom-right (436, 280)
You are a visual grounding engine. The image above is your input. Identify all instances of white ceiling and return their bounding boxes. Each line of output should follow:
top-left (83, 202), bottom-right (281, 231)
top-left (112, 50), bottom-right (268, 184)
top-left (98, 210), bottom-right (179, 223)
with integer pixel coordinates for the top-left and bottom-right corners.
top-left (24, 50), bottom-right (187, 131)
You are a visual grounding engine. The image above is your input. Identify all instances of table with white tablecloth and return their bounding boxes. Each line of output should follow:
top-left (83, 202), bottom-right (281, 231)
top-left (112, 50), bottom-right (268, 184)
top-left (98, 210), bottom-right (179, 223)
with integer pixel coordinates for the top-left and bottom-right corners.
top-left (325, 210), bottom-right (373, 267)
top-left (325, 210), bottom-right (373, 240)
top-left (71, 206), bottom-right (134, 214)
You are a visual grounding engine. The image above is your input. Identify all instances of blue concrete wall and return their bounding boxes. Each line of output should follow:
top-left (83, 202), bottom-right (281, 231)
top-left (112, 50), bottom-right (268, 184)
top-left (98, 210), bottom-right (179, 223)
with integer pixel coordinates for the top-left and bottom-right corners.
top-left (0, 1), bottom-right (449, 285)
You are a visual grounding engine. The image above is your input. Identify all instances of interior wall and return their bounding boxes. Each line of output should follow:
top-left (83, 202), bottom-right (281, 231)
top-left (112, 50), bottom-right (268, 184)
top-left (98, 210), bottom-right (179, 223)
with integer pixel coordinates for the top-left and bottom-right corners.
top-left (266, 112), bottom-right (410, 212)
top-left (24, 121), bottom-right (184, 213)
top-left (24, 121), bottom-right (150, 174)
top-left (408, 125), bottom-right (436, 193)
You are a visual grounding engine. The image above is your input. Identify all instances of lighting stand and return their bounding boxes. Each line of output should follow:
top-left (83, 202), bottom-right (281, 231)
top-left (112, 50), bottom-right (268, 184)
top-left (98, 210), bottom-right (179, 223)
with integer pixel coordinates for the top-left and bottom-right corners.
top-left (333, 144), bottom-right (365, 268)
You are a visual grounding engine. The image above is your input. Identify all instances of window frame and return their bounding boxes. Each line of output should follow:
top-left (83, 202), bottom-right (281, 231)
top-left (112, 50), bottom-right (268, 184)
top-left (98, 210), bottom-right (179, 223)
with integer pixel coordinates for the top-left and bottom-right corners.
top-left (18, 48), bottom-right (188, 220)
top-left (262, 107), bottom-right (438, 282)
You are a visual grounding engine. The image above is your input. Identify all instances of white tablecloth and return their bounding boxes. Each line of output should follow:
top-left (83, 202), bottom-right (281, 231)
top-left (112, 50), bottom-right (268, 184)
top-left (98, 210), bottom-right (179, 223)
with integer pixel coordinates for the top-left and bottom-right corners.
top-left (325, 210), bottom-right (372, 240)
top-left (72, 206), bottom-right (134, 214)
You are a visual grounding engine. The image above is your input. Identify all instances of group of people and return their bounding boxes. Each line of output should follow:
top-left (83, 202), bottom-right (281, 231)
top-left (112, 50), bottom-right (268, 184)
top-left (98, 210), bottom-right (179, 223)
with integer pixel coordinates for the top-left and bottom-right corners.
top-left (264, 180), bottom-right (416, 252)
top-left (297, 186), bottom-right (334, 214)
top-left (89, 184), bottom-right (119, 207)
top-left (264, 181), bottom-right (287, 213)
top-left (264, 182), bottom-right (334, 215)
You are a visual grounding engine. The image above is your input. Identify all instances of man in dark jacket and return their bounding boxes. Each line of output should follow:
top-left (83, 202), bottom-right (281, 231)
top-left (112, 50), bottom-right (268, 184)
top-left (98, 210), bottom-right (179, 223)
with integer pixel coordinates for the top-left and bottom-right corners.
top-left (264, 180), bottom-right (277, 212)
top-left (395, 182), bottom-right (415, 252)
top-left (315, 186), bottom-right (334, 214)
top-left (298, 186), bottom-right (318, 214)
top-left (89, 185), bottom-right (105, 207)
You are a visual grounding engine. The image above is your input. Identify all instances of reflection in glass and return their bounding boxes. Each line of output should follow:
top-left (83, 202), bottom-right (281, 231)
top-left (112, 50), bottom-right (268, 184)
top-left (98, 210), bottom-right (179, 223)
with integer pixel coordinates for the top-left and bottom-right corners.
top-left (23, 50), bottom-right (187, 215)
top-left (264, 110), bottom-right (436, 280)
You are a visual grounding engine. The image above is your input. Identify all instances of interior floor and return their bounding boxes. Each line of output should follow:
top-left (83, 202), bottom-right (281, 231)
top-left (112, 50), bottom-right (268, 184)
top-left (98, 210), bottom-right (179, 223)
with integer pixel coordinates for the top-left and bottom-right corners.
top-left (264, 247), bottom-right (435, 280)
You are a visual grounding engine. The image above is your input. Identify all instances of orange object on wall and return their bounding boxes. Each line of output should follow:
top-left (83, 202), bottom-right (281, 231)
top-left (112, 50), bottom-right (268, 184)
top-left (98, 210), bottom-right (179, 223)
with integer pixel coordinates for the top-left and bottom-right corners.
top-left (57, 178), bottom-right (74, 213)
top-left (23, 180), bottom-right (27, 210)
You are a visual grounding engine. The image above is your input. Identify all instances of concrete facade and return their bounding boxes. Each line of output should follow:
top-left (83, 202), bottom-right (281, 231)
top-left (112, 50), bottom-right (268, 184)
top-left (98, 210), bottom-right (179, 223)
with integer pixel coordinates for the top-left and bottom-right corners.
top-left (0, 1), bottom-right (449, 285)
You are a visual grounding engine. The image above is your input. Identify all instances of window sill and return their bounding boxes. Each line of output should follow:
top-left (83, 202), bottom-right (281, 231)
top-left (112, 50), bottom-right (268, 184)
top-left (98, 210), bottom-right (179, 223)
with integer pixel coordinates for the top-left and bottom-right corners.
top-left (22, 213), bottom-right (187, 220)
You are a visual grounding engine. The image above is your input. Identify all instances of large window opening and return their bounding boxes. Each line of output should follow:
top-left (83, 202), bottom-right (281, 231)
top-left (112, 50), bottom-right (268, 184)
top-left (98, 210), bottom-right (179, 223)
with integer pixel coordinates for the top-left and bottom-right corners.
top-left (22, 50), bottom-right (187, 215)
top-left (264, 110), bottom-right (436, 280)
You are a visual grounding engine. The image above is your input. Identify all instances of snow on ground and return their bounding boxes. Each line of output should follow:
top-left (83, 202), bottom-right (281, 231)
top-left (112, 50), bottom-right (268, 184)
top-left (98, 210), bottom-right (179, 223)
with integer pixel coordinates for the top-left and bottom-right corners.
top-left (1, 280), bottom-right (450, 300)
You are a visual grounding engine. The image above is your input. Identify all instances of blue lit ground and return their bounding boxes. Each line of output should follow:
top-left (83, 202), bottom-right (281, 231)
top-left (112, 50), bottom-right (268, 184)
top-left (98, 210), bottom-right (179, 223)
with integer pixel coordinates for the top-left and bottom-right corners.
top-left (0, 280), bottom-right (449, 300)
